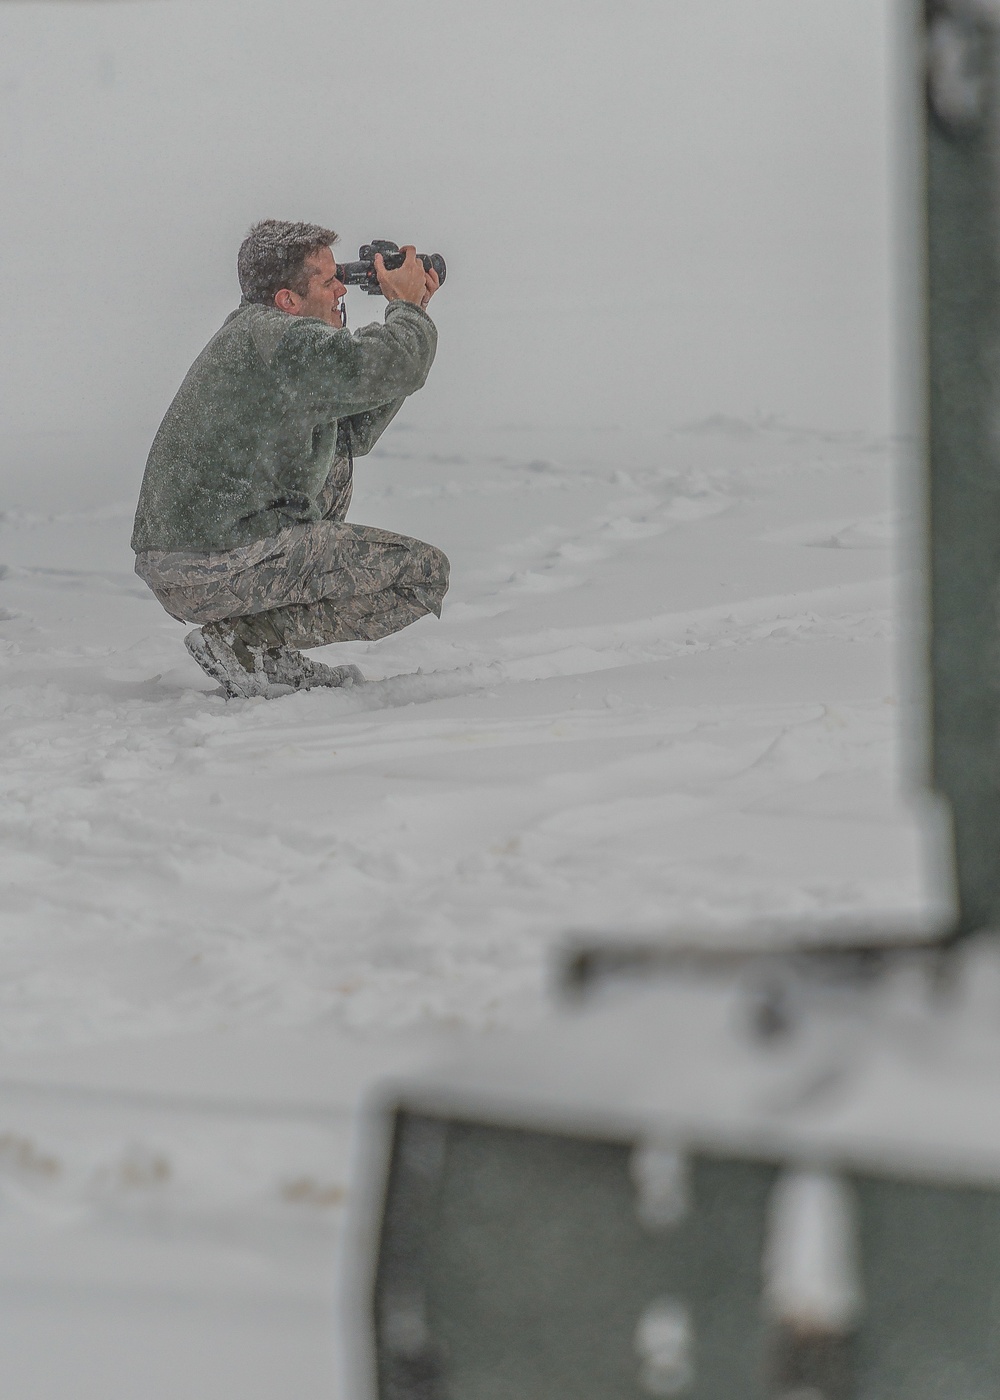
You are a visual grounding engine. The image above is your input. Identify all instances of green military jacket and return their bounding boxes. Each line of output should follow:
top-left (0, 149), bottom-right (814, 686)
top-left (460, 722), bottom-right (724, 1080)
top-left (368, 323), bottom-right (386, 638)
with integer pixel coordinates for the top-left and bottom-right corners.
top-left (131, 299), bottom-right (437, 552)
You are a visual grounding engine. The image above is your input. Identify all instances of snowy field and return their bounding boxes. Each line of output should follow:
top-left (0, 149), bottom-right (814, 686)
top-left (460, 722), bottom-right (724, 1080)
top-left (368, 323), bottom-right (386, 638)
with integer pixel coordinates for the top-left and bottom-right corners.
top-left (0, 412), bottom-right (943, 1397)
top-left (0, 0), bottom-right (944, 1394)
top-left (0, 418), bottom-right (936, 1049)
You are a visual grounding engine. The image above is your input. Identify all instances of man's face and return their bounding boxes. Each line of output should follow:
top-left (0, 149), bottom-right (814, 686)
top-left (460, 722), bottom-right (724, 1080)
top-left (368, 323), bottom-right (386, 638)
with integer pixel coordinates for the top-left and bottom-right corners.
top-left (281, 246), bottom-right (346, 328)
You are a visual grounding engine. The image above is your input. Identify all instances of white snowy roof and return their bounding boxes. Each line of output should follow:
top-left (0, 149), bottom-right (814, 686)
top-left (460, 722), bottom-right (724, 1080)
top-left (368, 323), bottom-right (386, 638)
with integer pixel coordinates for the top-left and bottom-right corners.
top-left (385, 935), bottom-right (1000, 1188)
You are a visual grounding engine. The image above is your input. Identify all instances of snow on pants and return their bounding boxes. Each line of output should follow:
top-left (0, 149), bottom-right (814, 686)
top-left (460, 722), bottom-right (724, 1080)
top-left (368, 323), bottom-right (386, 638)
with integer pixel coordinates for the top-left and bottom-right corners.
top-left (135, 519), bottom-right (450, 650)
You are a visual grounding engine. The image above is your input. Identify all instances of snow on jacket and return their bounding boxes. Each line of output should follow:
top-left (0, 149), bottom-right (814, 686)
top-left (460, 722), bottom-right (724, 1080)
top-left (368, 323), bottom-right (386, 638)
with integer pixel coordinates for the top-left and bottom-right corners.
top-left (131, 299), bottom-right (437, 552)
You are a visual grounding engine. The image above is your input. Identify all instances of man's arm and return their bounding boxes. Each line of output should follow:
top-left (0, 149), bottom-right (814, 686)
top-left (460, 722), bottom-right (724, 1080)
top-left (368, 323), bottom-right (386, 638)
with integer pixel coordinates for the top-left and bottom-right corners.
top-left (342, 397), bottom-right (406, 456)
top-left (339, 248), bottom-right (441, 448)
top-left (275, 300), bottom-right (437, 418)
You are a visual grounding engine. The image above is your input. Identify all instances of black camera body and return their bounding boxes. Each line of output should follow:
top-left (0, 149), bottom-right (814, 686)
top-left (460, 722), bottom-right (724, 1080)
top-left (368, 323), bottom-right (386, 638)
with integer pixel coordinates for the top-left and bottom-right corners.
top-left (336, 240), bottom-right (447, 297)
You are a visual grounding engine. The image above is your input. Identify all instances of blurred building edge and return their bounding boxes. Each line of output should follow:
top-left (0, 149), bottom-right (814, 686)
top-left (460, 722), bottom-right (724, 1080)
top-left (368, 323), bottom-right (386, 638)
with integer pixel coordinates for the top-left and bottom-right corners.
top-left (926, 0), bottom-right (1000, 935)
top-left (344, 3), bottom-right (1000, 1398)
top-left (349, 937), bottom-right (1000, 1400)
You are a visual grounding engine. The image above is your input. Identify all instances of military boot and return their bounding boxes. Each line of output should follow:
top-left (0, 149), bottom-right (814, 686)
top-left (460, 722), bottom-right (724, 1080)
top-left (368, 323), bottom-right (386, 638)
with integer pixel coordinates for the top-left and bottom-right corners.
top-left (184, 622), bottom-right (270, 698)
top-left (185, 622), bottom-right (363, 699)
top-left (235, 612), bottom-right (364, 692)
top-left (260, 648), bottom-right (364, 693)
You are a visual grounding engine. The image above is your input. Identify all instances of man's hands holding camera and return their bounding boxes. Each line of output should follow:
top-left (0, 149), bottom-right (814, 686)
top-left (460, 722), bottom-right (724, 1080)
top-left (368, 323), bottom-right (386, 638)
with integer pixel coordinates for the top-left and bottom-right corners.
top-left (375, 246), bottom-right (440, 311)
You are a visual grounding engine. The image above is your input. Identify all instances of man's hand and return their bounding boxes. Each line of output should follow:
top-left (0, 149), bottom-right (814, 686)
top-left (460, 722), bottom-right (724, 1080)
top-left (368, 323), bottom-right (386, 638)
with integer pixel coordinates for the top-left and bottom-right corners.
top-left (419, 263), bottom-right (440, 310)
top-left (375, 246), bottom-right (440, 310)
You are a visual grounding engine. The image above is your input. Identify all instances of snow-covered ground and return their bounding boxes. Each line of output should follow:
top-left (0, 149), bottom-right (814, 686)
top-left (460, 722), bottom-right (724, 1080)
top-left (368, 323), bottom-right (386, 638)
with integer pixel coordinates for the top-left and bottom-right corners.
top-left (0, 418), bottom-right (936, 1049)
top-left (0, 412), bottom-right (944, 1397)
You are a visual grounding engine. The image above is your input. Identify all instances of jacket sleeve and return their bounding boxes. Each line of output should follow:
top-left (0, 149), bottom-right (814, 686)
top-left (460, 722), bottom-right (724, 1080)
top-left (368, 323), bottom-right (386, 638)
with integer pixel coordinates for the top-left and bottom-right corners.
top-left (342, 397), bottom-right (406, 456)
top-left (274, 301), bottom-right (437, 418)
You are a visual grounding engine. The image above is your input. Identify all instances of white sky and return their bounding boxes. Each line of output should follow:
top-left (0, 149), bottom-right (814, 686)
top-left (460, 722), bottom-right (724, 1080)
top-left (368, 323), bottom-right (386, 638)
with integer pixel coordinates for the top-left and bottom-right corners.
top-left (0, 0), bottom-right (899, 503)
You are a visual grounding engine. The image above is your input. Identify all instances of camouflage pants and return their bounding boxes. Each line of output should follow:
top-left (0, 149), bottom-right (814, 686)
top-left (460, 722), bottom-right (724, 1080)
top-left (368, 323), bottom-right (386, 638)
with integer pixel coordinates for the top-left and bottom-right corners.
top-left (135, 520), bottom-right (450, 651)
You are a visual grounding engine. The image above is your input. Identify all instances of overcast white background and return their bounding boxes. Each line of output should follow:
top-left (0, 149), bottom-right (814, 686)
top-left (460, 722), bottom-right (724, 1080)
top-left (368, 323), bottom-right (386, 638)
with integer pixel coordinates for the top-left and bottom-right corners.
top-left (0, 0), bottom-right (899, 510)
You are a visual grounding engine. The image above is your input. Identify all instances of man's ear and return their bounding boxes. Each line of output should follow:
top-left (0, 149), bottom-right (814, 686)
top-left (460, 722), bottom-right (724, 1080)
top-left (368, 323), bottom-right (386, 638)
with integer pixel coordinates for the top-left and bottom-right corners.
top-left (274, 288), bottom-right (299, 313)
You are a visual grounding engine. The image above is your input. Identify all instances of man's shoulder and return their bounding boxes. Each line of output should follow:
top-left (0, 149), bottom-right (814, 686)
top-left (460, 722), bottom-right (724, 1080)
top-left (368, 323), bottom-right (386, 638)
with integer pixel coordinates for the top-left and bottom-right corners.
top-left (222, 301), bottom-right (299, 368)
top-left (201, 301), bottom-right (312, 369)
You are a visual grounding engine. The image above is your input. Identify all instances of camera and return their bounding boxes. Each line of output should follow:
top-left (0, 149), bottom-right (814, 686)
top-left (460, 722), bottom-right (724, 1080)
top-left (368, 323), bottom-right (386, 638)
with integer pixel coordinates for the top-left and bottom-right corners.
top-left (336, 240), bottom-right (447, 297)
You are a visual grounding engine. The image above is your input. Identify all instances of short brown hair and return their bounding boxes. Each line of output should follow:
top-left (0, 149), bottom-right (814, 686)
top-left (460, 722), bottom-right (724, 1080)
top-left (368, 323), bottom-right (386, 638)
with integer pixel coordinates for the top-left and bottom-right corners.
top-left (237, 219), bottom-right (339, 305)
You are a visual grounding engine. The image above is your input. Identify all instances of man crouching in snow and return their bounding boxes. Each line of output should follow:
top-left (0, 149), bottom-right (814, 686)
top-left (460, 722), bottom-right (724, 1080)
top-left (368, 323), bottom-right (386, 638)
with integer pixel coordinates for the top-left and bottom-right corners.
top-left (131, 219), bottom-right (447, 699)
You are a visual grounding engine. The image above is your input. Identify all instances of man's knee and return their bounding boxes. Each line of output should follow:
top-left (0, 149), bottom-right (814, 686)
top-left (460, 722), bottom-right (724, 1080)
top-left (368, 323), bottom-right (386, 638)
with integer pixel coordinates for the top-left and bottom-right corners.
top-left (399, 539), bottom-right (447, 587)
top-left (429, 544), bottom-right (450, 593)
top-left (410, 543), bottom-right (449, 615)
